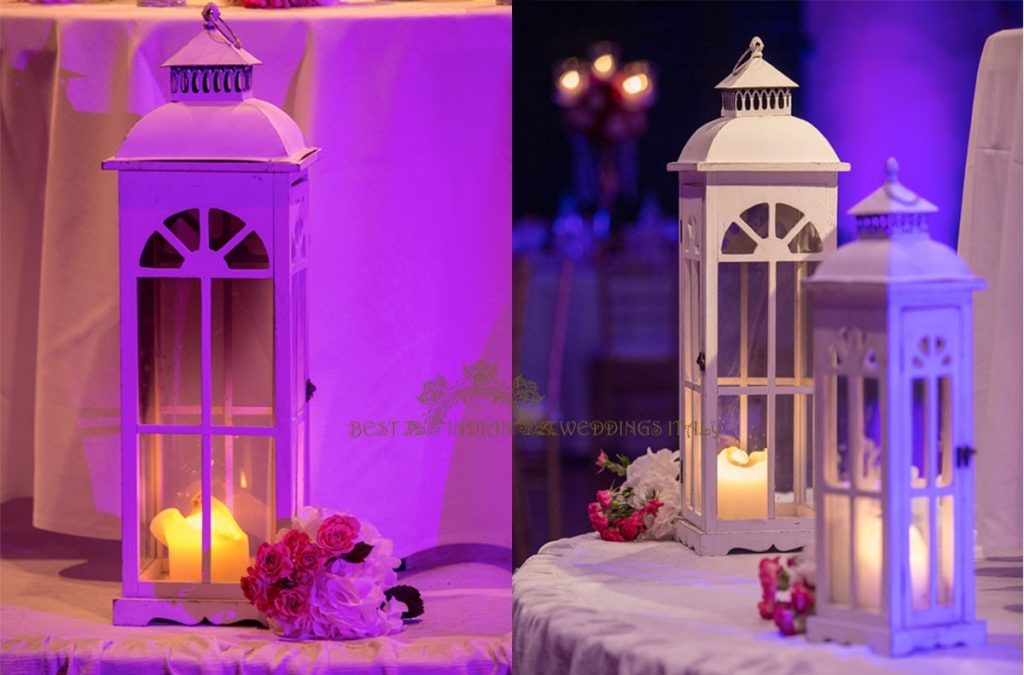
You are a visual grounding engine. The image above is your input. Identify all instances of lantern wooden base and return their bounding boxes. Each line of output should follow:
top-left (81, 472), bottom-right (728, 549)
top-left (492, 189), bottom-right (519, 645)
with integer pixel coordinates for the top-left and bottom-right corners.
top-left (806, 614), bottom-right (986, 657)
top-left (675, 519), bottom-right (811, 556)
top-left (113, 597), bottom-right (268, 627)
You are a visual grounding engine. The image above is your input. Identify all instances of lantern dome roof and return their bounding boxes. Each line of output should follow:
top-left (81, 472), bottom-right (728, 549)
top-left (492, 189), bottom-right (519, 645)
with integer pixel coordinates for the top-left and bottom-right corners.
top-left (807, 158), bottom-right (979, 286)
top-left (110, 99), bottom-right (314, 165)
top-left (668, 37), bottom-right (848, 173)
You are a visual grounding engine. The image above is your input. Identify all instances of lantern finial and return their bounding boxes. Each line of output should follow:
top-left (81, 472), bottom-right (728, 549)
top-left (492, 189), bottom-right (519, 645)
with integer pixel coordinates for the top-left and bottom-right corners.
top-left (885, 156), bottom-right (899, 184)
top-left (749, 36), bottom-right (764, 59)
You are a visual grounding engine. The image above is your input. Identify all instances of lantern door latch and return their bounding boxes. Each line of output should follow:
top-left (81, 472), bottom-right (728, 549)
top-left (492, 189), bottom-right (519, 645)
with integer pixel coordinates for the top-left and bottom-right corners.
top-left (956, 445), bottom-right (976, 468)
top-left (696, 351), bottom-right (706, 372)
top-left (306, 379), bottom-right (317, 402)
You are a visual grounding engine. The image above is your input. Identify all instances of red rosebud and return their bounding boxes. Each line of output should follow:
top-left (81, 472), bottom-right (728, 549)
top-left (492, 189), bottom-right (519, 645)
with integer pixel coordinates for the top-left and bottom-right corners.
top-left (254, 541), bottom-right (293, 583)
top-left (617, 511), bottom-right (646, 541)
top-left (316, 514), bottom-right (360, 556)
top-left (596, 490), bottom-right (613, 510)
top-left (595, 451), bottom-right (609, 469)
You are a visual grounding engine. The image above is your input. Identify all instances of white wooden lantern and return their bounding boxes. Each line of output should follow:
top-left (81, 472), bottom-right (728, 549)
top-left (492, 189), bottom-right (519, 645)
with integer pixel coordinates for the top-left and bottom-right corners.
top-left (103, 7), bottom-right (319, 626)
top-left (804, 159), bottom-right (986, 655)
top-left (668, 37), bottom-right (849, 555)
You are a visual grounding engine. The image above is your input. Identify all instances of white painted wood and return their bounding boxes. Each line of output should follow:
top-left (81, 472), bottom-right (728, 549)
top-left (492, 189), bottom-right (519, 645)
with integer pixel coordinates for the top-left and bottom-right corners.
top-left (670, 37), bottom-right (848, 555)
top-left (103, 15), bottom-right (319, 627)
top-left (804, 159), bottom-right (987, 655)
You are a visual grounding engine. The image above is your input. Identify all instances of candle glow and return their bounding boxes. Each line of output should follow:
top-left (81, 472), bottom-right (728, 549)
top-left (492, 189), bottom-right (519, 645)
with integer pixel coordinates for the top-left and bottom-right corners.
top-left (150, 495), bottom-right (250, 582)
top-left (716, 446), bottom-right (768, 520)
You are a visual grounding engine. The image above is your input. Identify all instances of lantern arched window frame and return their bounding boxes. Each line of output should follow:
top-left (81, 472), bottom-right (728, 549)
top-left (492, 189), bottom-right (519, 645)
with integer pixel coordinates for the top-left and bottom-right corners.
top-left (804, 159), bottom-right (986, 655)
top-left (103, 15), bottom-right (320, 626)
top-left (669, 37), bottom-right (850, 555)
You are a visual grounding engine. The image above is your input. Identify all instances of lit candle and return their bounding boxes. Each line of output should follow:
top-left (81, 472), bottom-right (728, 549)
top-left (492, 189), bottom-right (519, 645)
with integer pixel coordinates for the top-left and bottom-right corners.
top-left (150, 495), bottom-right (250, 582)
top-left (849, 500), bottom-right (929, 610)
top-left (716, 446), bottom-right (768, 519)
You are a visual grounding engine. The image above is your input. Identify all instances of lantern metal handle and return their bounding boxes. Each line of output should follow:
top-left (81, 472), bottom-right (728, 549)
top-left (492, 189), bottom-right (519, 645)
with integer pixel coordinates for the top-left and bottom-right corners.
top-left (202, 3), bottom-right (242, 50)
top-left (731, 36), bottom-right (765, 75)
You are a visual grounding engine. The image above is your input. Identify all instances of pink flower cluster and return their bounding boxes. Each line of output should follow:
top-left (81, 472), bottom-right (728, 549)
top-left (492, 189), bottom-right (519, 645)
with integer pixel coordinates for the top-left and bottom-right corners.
top-left (588, 452), bottom-right (662, 542)
top-left (757, 555), bottom-right (816, 636)
top-left (242, 0), bottom-right (320, 9)
top-left (240, 510), bottom-right (421, 640)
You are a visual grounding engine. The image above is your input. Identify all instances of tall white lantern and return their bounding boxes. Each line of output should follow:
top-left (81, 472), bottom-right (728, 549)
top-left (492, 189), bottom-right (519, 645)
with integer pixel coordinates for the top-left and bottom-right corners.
top-left (103, 7), bottom-right (319, 626)
top-left (669, 37), bottom-right (849, 555)
top-left (804, 159), bottom-right (986, 655)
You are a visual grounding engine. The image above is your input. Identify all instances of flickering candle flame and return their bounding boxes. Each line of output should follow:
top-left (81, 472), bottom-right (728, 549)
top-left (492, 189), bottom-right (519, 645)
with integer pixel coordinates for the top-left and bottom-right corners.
top-left (621, 73), bottom-right (649, 96)
top-left (716, 446), bottom-right (768, 520)
top-left (558, 69), bottom-right (582, 92)
top-left (150, 495), bottom-right (250, 582)
top-left (592, 53), bottom-right (615, 78)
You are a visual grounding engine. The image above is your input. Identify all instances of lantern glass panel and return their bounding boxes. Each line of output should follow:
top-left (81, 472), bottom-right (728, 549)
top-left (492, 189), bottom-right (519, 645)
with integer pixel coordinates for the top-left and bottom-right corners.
top-left (938, 495), bottom-right (955, 606)
top-left (774, 393), bottom-right (812, 513)
top-left (212, 436), bottom-right (273, 575)
top-left (139, 433), bottom-right (202, 582)
top-left (853, 496), bottom-right (883, 612)
top-left (717, 261), bottom-right (768, 381)
top-left (911, 378), bottom-right (929, 488)
top-left (682, 385), bottom-right (703, 515)
top-left (292, 269), bottom-right (308, 417)
top-left (716, 394), bottom-right (767, 520)
top-left (826, 374), bottom-right (852, 488)
top-left (211, 279), bottom-right (274, 427)
top-left (937, 376), bottom-right (953, 487)
top-left (776, 261), bottom-right (816, 382)
top-left (137, 278), bottom-right (202, 426)
top-left (910, 496), bottom-right (931, 610)
top-left (164, 210), bottom-right (201, 252)
top-left (824, 493), bottom-right (850, 606)
top-left (857, 378), bottom-right (882, 491)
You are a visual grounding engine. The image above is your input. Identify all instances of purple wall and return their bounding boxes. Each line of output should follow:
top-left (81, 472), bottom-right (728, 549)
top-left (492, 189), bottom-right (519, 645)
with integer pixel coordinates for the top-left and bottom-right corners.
top-left (803, 1), bottom-right (1021, 247)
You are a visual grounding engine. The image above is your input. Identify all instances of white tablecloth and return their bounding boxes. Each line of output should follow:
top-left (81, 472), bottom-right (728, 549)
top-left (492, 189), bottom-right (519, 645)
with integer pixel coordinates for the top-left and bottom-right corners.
top-left (957, 28), bottom-right (1023, 559)
top-left (0, 1), bottom-right (512, 556)
top-left (513, 534), bottom-right (1023, 675)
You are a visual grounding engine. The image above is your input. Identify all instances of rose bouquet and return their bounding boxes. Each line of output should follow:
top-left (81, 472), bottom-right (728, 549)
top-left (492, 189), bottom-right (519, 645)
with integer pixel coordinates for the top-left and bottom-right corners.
top-left (757, 554), bottom-right (816, 636)
top-left (587, 448), bottom-right (681, 542)
top-left (241, 507), bottom-right (423, 640)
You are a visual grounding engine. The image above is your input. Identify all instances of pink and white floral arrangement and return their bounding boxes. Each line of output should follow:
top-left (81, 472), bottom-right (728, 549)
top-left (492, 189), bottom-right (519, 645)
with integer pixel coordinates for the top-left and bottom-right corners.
top-left (587, 448), bottom-right (681, 542)
top-left (241, 507), bottom-right (423, 640)
top-left (757, 554), bottom-right (816, 636)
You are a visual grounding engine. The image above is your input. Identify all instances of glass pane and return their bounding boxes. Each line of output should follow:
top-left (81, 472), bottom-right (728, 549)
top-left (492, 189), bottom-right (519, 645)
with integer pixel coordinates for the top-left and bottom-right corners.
top-left (225, 232), bottom-right (270, 270)
top-left (776, 261), bottom-right (816, 383)
top-left (740, 203), bottom-right (769, 239)
top-left (212, 436), bottom-right (273, 581)
top-left (138, 278), bottom-right (201, 425)
top-left (292, 270), bottom-right (308, 418)
top-left (164, 209), bottom-right (201, 252)
top-left (775, 394), bottom-right (812, 514)
top-left (681, 260), bottom-right (692, 382)
top-left (911, 378), bottom-right (928, 488)
top-left (692, 387), bottom-right (704, 516)
top-left (211, 279), bottom-right (274, 427)
top-left (140, 434), bottom-right (202, 582)
top-left (209, 208), bottom-right (246, 252)
top-left (718, 262), bottom-right (768, 380)
top-left (716, 394), bottom-right (767, 520)
top-left (937, 376), bottom-right (953, 487)
top-left (721, 222), bottom-right (757, 254)
top-left (854, 497), bottom-right (883, 612)
top-left (690, 260), bottom-right (702, 381)
top-left (938, 495), bottom-right (955, 606)
top-left (683, 386), bottom-right (694, 512)
top-left (774, 203), bottom-right (804, 239)
top-left (910, 496), bottom-right (931, 610)
top-left (787, 222), bottom-right (823, 253)
top-left (140, 231), bottom-right (184, 269)
top-left (826, 374), bottom-right (851, 488)
top-left (825, 493), bottom-right (850, 606)
top-left (857, 378), bottom-right (882, 491)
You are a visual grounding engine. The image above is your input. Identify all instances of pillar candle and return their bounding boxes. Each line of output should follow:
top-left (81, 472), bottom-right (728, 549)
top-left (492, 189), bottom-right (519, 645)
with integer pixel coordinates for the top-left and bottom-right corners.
top-left (716, 446), bottom-right (768, 520)
top-left (150, 495), bottom-right (250, 583)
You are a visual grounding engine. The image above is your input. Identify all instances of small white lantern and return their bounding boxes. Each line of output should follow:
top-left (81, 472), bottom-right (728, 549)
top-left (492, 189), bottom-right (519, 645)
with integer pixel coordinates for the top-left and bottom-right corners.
top-left (804, 159), bottom-right (986, 655)
top-left (103, 7), bottom-right (320, 626)
top-left (668, 37), bottom-right (849, 555)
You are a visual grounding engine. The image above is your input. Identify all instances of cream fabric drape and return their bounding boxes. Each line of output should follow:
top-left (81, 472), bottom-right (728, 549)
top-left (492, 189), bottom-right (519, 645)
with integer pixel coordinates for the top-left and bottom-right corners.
top-left (957, 29), bottom-right (1023, 558)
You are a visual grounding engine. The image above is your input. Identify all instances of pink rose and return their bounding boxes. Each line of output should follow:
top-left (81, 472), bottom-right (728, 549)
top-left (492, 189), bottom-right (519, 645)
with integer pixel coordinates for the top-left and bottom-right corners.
top-left (643, 498), bottom-right (662, 516)
top-left (617, 511), bottom-right (646, 541)
top-left (595, 451), bottom-right (609, 469)
top-left (773, 603), bottom-right (797, 636)
top-left (757, 597), bottom-right (775, 620)
top-left (596, 490), bottom-right (613, 510)
top-left (280, 529), bottom-right (311, 558)
top-left (597, 525), bottom-right (625, 542)
top-left (758, 556), bottom-right (782, 585)
top-left (271, 586), bottom-right (310, 621)
top-left (792, 580), bottom-right (815, 614)
top-left (317, 514), bottom-right (361, 556)
top-left (241, 567), bottom-right (270, 612)
top-left (588, 502), bottom-right (609, 532)
top-left (255, 542), bottom-right (293, 582)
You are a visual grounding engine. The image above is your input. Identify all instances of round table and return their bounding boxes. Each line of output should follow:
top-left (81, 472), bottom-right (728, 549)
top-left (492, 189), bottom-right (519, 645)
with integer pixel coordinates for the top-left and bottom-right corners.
top-left (513, 534), bottom-right (1023, 675)
top-left (1, 0), bottom-right (512, 556)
